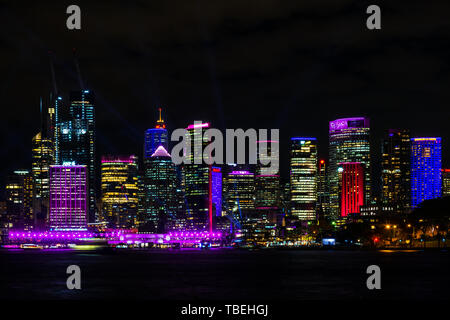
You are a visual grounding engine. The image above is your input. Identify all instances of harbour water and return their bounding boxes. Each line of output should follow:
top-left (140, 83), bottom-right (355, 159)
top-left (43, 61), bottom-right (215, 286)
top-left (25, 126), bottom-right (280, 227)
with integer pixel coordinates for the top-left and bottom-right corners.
top-left (0, 248), bottom-right (448, 300)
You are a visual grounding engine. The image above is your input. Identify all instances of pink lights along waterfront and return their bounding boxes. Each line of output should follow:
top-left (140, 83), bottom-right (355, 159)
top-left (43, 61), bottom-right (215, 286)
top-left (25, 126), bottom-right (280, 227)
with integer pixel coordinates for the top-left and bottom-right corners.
top-left (5, 229), bottom-right (227, 249)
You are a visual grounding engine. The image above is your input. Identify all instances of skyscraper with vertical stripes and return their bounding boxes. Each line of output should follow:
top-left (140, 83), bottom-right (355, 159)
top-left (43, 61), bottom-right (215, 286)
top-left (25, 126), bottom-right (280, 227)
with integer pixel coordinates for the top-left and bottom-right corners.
top-left (49, 165), bottom-right (87, 231)
top-left (340, 162), bottom-right (364, 217)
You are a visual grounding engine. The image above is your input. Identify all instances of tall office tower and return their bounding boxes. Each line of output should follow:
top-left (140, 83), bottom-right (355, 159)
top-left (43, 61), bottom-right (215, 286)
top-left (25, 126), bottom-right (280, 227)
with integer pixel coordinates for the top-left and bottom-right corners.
top-left (49, 165), bottom-right (87, 231)
top-left (442, 169), bottom-right (450, 197)
top-left (101, 155), bottom-right (139, 229)
top-left (255, 140), bottom-right (280, 210)
top-left (317, 159), bottom-right (330, 217)
top-left (142, 146), bottom-right (178, 232)
top-left (144, 108), bottom-right (169, 158)
top-left (329, 117), bottom-right (371, 219)
top-left (31, 132), bottom-right (54, 225)
top-left (340, 162), bottom-right (365, 217)
top-left (182, 122), bottom-right (213, 231)
top-left (381, 129), bottom-right (411, 213)
top-left (226, 170), bottom-right (256, 213)
top-left (410, 138), bottom-right (442, 209)
top-left (56, 90), bottom-right (96, 223)
top-left (290, 138), bottom-right (318, 222)
top-left (53, 95), bottom-right (63, 163)
top-left (136, 170), bottom-right (146, 228)
top-left (5, 170), bottom-right (34, 230)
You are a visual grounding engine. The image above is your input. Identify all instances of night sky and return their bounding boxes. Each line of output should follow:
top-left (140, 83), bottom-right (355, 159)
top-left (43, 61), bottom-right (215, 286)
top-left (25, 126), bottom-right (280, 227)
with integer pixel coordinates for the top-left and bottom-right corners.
top-left (1, 0), bottom-right (450, 196)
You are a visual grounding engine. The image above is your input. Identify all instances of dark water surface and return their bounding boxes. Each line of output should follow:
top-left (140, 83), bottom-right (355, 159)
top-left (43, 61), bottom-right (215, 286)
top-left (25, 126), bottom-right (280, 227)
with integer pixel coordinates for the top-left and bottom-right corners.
top-left (0, 249), bottom-right (448, 300)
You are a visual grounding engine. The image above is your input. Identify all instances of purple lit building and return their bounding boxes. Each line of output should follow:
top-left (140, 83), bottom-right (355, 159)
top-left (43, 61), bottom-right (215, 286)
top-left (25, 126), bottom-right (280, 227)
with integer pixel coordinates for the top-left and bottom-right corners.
top-left (49, 165), bottom-right (88, 231)
top-left (211, 167), bottom-right (222, 217)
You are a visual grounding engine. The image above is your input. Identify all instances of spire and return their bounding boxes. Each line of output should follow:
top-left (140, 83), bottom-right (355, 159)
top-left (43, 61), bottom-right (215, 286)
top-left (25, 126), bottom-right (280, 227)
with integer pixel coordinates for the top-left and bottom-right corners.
top-left (155, 107), bottom-right (166, 129)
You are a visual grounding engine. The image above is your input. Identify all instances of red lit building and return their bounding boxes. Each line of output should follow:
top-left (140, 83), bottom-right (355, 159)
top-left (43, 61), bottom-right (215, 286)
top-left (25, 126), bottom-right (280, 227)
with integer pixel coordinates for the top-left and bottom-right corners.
top-left (340, 162), bottom-right (364, 217)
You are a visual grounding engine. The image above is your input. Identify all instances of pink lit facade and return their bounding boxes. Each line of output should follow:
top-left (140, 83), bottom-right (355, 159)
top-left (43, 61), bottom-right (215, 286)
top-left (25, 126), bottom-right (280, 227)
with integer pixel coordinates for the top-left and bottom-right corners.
top-left (49, 165), bottom-right (88, 231)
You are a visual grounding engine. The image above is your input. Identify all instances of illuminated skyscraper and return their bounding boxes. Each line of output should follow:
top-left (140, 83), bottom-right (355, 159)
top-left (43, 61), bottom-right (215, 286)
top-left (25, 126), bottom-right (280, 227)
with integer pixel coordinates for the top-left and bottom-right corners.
top-left (226, 170), bottom-right (255, 213)
top-left (32, 132), bottom-right (54, 199)
top-left (56, 90), bottom-right (96, 223)
top-left (290, 138), bottom-right (317, 221)
top-left (31, 132), bottom-right (54, 227)
top-left (144, 108), bottom-right (168, 158)
top-left (381, 129), bottom-right (411, 212)
top-left (255, 140), bottom-right (280, 210)
top-left (143, 146), bottom-right (178, 232)
top-left (182, 122), bottom-right (213, 231)
top-left (442, 169), bottom-right (450, 197)
top-left (329, 117), bottom-right (371, 219)
top-left (49, 165), bottom-right (87, 231)
top-left (5, 170), bottom-right (34, 230)
top-left (317, 159), bottom-right (330, 217)
top-left (340, 162), bottom-right (365, 217)
top-left (101, 155), bottom-right (139, 229)
top-left (410, 137), bottom-right (442, 208)
top-left (211, 167), bottom-right (223, 217)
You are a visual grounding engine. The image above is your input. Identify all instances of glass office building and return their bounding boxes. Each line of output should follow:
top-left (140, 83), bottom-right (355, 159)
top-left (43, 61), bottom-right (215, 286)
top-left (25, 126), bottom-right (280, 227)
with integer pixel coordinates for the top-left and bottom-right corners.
top-left (55, 90), bottom-right (96, 223)
top-left (329, 117), bottom-right (371, 219)
top-left (410, 137), bottom-right (442, 209)
top-left (5, 170), bottom-right (34, 230)
top-left (143, 146), bottom-right (179, 232)
top-left (381, 129), bottom-right (411, 213)
top-left (101, 155), bottom-right (139, 229)
top-left (49, 165), bottom-right (87, 231)
top-left (182, 122), bottom-right (213, 231)
top-left (255, 140), bottom-right (280, 210)
top-left (290, 137), bottom-right (317, 221)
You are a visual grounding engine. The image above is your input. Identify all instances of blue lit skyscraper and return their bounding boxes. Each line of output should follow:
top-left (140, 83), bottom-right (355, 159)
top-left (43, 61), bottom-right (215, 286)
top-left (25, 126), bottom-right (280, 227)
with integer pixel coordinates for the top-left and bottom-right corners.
top-left (211, 167), bottom-right (223, 217)
top-left (410, 137), bottom-right (442, 208)
top-left (144, 108), bottom-right (168, 158)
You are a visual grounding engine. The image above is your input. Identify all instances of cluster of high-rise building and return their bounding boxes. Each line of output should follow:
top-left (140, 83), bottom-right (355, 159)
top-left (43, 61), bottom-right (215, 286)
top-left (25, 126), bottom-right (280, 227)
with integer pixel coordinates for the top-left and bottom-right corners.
top-left (1, 83), bottom-right (448, 244)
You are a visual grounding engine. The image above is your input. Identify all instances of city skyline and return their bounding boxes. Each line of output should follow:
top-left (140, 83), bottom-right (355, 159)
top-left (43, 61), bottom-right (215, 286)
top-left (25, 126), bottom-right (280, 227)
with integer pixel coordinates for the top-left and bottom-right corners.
top-left (2, 85), bottom-right (448, 233)
top-left (2, 1), bottom-right (450, 196)
top-left (2, 1), bottom-right (450, 306)
top-left (2, 93), bottom-right (449, 198)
